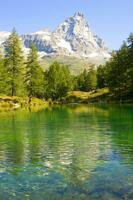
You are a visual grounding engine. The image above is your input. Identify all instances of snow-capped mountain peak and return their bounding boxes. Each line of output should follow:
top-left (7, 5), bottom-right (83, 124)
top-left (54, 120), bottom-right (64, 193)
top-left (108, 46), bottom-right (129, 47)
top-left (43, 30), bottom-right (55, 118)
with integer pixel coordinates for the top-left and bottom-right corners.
top-left (0, 13), bottom-right (110, 63)
top-left (51, 12), bottom-right (108, 58)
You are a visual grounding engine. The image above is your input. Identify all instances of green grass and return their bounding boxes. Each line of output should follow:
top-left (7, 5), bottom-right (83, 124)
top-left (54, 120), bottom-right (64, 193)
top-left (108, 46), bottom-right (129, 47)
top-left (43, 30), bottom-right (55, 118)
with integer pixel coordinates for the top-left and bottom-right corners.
top-left (0, 96), bottom-right (48, 112)
top-left (65, 88), bottom-right (110, 103)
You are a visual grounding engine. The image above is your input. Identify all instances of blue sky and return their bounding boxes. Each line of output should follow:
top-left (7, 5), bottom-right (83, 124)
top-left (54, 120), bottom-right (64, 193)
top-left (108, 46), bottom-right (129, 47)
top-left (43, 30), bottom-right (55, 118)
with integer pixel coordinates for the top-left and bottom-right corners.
top-left (1, 0), bottom-right (133, 49)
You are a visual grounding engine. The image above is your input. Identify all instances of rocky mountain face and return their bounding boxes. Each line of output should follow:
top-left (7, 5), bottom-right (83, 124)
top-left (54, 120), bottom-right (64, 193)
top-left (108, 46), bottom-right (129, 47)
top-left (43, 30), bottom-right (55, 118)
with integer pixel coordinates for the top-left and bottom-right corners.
top-left (0, 12), bottom-right (110, 64)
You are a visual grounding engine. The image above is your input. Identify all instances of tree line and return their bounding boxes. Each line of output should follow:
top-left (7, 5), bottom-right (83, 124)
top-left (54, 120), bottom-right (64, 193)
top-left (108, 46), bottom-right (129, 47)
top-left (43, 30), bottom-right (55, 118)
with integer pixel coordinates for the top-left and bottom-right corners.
top-left (97, 33), bottom-right (133, 101)
top-left (0, 29), bottom-right (133, 101)
top-left (0, 29), bottom-right (98, 100)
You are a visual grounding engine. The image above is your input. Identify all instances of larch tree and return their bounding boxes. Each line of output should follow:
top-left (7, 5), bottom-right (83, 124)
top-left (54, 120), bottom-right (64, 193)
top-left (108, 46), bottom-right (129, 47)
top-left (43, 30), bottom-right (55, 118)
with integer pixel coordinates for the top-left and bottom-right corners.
top-left (0, 53), bottom-right (7, 94)
top-left (25, 43), bottom-right (44, 103)
top-left (4, 29), bottom-right (24, 96)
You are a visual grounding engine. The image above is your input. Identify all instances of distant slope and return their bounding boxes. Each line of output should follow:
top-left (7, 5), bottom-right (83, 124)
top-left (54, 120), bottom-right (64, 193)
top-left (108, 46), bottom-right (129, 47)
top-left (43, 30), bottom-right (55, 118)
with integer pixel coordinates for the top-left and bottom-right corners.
top-left (41, 55), bottom-right (96, 74)
top-left (41, 53), bottom-right (109, 74)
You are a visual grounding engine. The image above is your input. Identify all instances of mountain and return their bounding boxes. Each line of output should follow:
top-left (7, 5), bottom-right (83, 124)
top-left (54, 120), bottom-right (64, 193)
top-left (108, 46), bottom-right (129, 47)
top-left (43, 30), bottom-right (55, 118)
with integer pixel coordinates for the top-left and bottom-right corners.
top-left (22, 12), bottom-right (110, 60)
top-left (0, 31), bottom-right (11, 53)
top-left (0, 12), bottom-right (110, 73)
top-left (0, 31), bottom-right (10, 45)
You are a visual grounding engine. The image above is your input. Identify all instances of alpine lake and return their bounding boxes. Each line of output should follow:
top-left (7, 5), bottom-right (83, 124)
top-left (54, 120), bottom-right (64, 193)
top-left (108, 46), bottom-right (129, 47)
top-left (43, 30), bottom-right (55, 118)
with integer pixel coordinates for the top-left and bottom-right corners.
top-left (0, 104), bottom-right (133, 200)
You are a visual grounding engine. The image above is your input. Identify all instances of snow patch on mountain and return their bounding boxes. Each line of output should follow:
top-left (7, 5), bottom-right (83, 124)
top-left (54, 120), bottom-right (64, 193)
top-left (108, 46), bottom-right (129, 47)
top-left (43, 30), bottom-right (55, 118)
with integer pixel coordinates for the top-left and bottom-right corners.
top-left (0, 31), bottom-right (10, 45)
top-left (56, 39), bottom-right (73, 52)
top-left (0, 12), bottom-right (110, 64)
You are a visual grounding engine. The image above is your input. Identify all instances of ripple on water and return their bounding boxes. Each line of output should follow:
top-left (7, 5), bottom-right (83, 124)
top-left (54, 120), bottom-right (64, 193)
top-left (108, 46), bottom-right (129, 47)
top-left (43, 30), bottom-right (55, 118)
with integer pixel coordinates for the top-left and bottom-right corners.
top-left (0, 105), bottom-right (133, 199)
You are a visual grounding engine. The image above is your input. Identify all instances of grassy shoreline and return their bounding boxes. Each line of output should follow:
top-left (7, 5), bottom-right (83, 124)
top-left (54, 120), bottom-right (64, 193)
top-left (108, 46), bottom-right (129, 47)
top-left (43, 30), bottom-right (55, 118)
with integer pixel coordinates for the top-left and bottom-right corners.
top-left (0, 89), bottom-right (133, 112)
top-left (0, 96), bottom-right (49, 112)
top-left (63, 88), bottom-right (133, 104)
top-left (64, 88), bottom-right (110, 104)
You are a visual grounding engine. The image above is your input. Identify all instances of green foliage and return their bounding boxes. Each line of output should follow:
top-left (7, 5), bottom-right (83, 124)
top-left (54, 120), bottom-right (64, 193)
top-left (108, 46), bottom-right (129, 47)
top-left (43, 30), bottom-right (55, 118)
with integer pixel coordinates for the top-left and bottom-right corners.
top-left (97, 33), bottom-right (133, 101)
top-left (4, 28), bottom-right (24, 96)
top-left (97, 64), bottom-right (109, 88)
top-left (0, 53), bottom-right (7, 94)
top-left (76, 67), bottom-right (97, 92)
top-left (0, 28), bottom-right (133, 103)
top-left (45, 62), bottom-right (72, 100)
top-left (25, 43), bottom-right (44, 98)
top-left (127, 33), bottom-right (133, 94)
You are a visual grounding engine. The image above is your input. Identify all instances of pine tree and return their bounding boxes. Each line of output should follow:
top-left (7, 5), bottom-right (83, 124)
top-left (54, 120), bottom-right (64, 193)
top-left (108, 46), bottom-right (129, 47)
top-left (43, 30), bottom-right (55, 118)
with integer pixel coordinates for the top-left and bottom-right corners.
top-left (87, 67), bottom-right (97, 91)
top-left (25, 43), bottom-right (44, 100)
top-left (4, 28), bottom-right (24, 96)
top-left (107, 43), bottom-right (129, 100)
top-left (76, 67), bottom-right (97, 92)
top-left (0, 53), bottom-right (7, 94)
top-left (45, 62), bottom-right (72, 100)
top-left (127, 33), bottom-right (133, 97)
top-left (97, 64), bottom-right (108, 88)
top-left (76, 69), bottom-right (87, 91)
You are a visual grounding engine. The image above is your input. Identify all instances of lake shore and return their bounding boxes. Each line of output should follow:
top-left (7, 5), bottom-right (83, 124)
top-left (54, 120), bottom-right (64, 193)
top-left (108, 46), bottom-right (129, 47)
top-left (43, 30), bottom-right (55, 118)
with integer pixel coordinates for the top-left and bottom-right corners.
top-left (0, 96), bottom-right (49, 112)
top-left (61, 88), bottom-right (133, 104)
top-left (0, 89), bottom-right (133, 112)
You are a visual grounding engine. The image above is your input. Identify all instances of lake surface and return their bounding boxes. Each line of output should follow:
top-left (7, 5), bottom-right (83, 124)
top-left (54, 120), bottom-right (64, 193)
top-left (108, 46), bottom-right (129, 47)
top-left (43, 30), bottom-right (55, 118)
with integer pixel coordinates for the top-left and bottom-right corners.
top-left (0, 104), bottom-right (133, 200)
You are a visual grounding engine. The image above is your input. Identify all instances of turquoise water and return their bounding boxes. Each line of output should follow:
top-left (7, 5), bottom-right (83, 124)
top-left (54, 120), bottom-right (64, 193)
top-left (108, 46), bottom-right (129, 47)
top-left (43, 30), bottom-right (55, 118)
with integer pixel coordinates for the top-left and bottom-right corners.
top-left (0, 104), bottom-right (133, 200)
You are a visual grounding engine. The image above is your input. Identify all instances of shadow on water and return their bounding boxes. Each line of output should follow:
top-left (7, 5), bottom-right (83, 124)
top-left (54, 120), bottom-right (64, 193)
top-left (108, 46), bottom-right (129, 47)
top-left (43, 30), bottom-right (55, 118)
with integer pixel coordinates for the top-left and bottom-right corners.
top-left (0, 104), bottom-right (133, 199)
